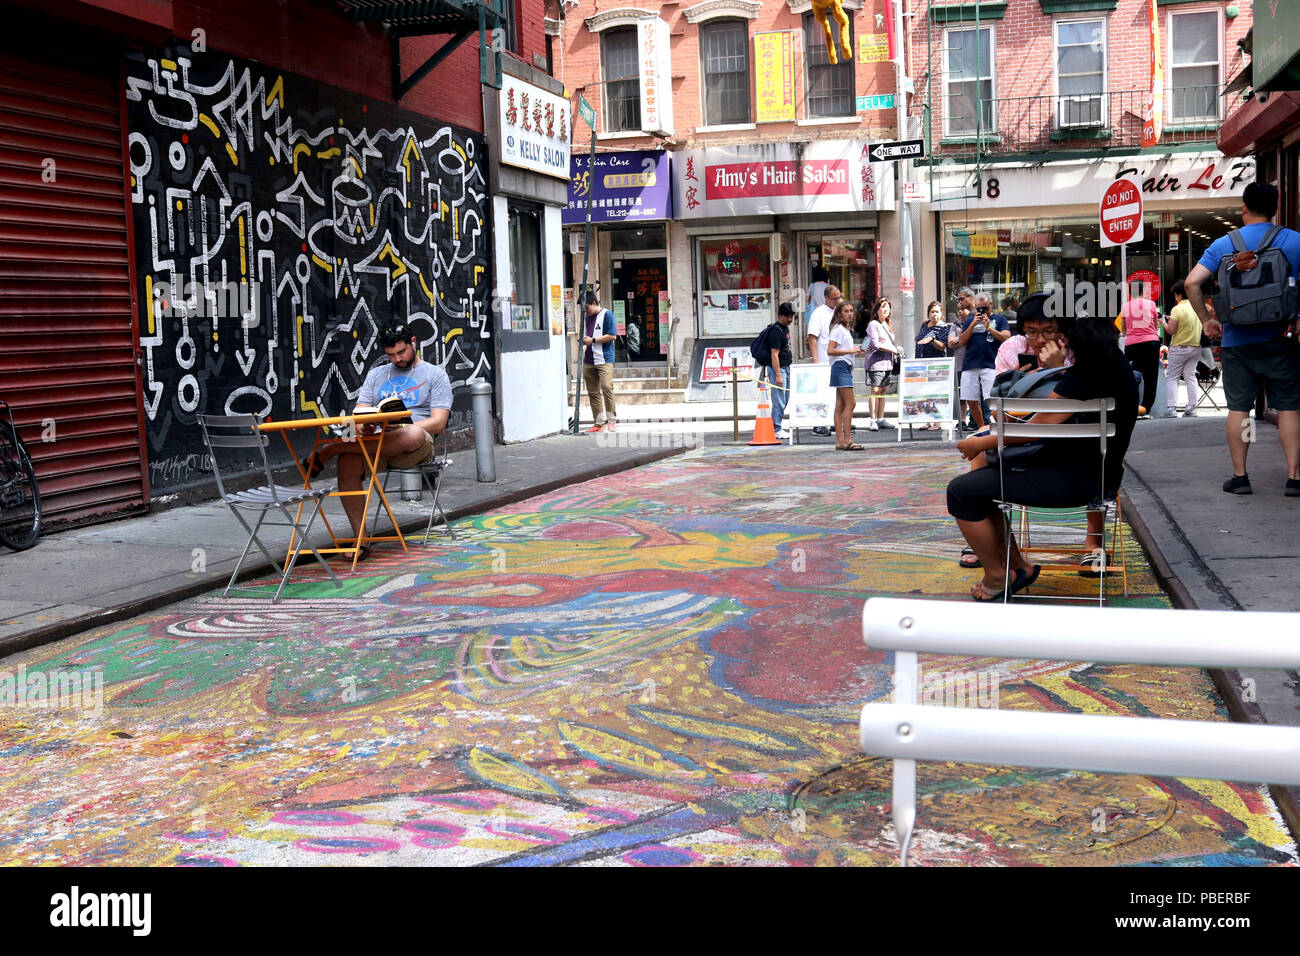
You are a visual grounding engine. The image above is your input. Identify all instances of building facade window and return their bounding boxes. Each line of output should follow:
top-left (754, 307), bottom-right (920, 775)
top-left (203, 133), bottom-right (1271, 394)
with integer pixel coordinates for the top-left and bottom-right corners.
top-left (508, 203), bottom-right (544, 332)
top-left (944, 26), bottom-right (994, 135)
top-left (1168, 9), bottom-right (1221, 123)
top-left (1054, 18), bottom-right (1107, 128)
top-left (701, 19), bottom-right (751, 126)
top-left (803, 12), bottom-right (854, 118)
top-left (502, 0), bottom-right (518, 54)
top-left (602, 27), bottom-right (641, 132)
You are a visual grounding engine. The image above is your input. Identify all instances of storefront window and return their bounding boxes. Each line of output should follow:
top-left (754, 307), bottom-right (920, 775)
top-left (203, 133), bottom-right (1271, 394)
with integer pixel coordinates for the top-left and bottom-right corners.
top-left (809, 236), bottom-right (877, 323)
top-left (942, 208), bottom-right (1235, 323)
top-left (508, 203), bottom-right (543, 332)
top-left (699, 236), bottom-right (772, 336)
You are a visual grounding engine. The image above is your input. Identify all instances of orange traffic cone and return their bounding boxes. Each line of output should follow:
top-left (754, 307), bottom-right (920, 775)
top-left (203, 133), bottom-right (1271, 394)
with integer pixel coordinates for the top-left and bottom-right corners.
top-left (749, 384), bottom-right (781, 446)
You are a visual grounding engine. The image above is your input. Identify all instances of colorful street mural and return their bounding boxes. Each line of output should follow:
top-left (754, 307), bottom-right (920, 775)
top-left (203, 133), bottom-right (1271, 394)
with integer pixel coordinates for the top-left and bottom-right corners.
top-left (125, 47), bottom-right (491, 491)
top-left (0, 446), bottom-right (1294, 866)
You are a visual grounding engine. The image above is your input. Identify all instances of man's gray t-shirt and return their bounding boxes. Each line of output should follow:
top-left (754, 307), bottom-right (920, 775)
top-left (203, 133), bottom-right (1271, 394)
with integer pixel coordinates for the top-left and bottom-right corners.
top-left (357, 359), bottom-right (452, 422)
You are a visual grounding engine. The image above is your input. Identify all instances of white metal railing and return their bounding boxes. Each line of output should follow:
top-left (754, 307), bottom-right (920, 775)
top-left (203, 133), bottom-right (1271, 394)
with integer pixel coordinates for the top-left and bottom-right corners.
top-left (858, 597), bottom-right (1300, 866)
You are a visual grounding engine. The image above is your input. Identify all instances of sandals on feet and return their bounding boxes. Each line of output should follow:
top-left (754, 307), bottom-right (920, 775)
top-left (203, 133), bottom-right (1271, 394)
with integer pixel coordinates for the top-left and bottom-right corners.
top-left (1079, 550), bottom-right (1111, 578)
top-left (304, 452), bottom-right (326, 479)
top-left (842, 443), bottom-right (865, 451)
top-left (958, 547), bottom-right (982, 569)
top-left (970, 567), bottom-right (1026, 602)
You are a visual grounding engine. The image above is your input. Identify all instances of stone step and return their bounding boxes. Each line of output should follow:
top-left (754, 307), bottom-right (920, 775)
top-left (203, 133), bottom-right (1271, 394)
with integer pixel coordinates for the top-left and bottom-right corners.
top-left (612, 377), bottom-right (685, 392)
top-left (608, 388), bottom-right (688, 405)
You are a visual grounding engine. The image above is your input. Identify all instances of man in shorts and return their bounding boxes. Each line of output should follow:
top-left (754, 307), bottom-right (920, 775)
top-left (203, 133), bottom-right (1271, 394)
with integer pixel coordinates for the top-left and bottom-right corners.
top-left (953, 290), bottom-right (1010, 430)
top-left (308, 323), bottom-right (453, 550)
top-left (805, 285), bottom-right (842, 436)
top-left (1184, 181), bottom-right (1300, 496)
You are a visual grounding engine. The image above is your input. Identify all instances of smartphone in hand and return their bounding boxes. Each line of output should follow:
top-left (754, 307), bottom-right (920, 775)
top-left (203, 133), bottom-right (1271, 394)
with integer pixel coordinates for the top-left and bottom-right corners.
top-left (1018, 353), bottom-right (1039, 369)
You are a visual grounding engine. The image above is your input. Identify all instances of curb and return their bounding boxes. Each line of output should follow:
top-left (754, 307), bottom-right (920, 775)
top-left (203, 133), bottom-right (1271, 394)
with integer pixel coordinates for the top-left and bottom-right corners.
top-left (0, 443), bottom-right (693, 660)
top-left (1121, 466), bottom-right (1300, 845)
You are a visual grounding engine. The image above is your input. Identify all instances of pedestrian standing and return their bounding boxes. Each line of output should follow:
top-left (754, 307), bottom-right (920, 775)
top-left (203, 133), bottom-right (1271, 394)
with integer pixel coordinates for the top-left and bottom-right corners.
top-left (580, 291), bottom-right (619, 434)
top-left (805, 284), bottom-right (842, 437)
top-left (915, 301), bottom-right (950, 430)
top-left (1184, 181), bottom-right (1300, 496)
top-left (863, 297), bottom-right (902, 430)
top-left (1121, 285), bottom-right (1161, 417)
top-left (1162, 280), bottom-right (1203, 418)
top-left (826, 301), bottom-right (863, 450)
top-left (954, 290), bottom-right (1010, 431)
top-left (757, 302), bottom-right (796, 439)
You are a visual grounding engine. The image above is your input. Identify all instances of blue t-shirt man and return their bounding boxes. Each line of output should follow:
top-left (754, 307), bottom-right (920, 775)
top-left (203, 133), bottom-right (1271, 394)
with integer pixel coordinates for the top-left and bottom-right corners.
top-left (1197, 222), bottom-right (1300, 347)
top-left (358, 358), bottom-right (453, 421)
top-left (960, 313), bottom-right (1009, 368)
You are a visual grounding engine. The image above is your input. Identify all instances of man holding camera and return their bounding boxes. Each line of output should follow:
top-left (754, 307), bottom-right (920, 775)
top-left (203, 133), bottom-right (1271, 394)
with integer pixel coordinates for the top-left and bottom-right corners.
top-left (954, 290), bottom-right (1011, 430)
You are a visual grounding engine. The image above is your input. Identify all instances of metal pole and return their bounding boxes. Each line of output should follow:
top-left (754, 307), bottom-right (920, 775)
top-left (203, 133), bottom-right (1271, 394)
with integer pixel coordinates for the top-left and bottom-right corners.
top-left (895, 0), bottom-right (915, 350)
top-left (470, 381), bottom-right (496, 482)
top-left (731, 358), bottom-right (739, 442)
top-left (570, 132), bottom-right (598, 434)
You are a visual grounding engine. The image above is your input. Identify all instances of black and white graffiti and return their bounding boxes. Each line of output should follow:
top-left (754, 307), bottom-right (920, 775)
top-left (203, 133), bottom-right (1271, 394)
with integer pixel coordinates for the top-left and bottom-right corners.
top-left (125, 46), bottom-right (491, 491)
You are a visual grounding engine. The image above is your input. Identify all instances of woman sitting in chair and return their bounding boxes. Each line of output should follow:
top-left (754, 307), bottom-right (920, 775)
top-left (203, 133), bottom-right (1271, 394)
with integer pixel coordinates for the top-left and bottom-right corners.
top-left (946, 294), bottom-right (1139, 601)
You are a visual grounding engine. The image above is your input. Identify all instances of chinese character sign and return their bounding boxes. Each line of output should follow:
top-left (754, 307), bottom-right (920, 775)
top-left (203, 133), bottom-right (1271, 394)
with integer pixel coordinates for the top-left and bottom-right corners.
top-left (754, 32), bottom-right (796, 123)
top-left (499, 77), bottom-right (570, 180)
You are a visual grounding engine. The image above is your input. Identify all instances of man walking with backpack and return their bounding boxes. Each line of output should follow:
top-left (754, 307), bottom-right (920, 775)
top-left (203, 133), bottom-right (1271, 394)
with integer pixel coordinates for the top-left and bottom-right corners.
top-left (1184, 182), bottom-right (1300, 496)
top-left (753, 302), bottom-right (796, 439)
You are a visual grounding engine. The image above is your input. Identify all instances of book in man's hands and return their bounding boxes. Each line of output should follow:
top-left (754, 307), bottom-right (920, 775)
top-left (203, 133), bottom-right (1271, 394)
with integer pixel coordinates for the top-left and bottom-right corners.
top-left (352, 395), bottom-right (413, 430)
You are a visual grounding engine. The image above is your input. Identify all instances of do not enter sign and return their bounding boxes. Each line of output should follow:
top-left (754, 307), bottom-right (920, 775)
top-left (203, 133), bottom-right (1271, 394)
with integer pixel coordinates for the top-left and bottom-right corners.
top-left (1100, 178), bottom-right (1144, 247)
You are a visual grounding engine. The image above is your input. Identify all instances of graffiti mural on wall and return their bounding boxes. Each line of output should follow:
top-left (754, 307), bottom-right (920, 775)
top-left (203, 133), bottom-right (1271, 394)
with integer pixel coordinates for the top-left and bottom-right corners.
top-left (125, 47), bottom-right (491, 491)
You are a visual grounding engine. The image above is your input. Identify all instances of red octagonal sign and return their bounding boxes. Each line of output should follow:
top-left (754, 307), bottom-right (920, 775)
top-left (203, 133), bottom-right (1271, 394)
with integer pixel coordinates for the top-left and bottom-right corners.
top-left (1100, 178), bottom-right (1144, 247)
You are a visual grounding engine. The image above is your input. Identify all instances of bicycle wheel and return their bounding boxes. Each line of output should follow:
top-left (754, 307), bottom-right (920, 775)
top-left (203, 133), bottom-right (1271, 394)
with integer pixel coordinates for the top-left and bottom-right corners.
top-left (0, 421), bottom-right (41, 550)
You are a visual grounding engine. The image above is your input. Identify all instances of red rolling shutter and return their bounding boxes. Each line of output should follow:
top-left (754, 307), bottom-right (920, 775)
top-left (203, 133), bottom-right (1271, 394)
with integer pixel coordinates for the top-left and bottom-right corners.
top-left (0, 49), bottom-right (148, 524)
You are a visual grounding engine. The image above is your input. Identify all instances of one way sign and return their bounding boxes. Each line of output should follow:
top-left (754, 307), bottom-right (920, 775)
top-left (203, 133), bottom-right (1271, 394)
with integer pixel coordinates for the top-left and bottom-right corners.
top-left (866, 139), bottom-right (925, 162)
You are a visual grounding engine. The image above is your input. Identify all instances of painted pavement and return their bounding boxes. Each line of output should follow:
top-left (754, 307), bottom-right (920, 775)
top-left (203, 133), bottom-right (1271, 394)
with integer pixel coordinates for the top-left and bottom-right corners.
top-left (0, 445), bottom-right (1294, 866)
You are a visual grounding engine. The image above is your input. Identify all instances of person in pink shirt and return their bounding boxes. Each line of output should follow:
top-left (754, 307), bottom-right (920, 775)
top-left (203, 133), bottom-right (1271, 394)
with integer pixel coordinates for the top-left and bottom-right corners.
top-left (1120, 285), bottom-right (1160, 416)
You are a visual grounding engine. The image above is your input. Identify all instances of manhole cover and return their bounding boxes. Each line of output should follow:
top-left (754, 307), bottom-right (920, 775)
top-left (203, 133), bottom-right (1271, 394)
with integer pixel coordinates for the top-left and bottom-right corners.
top-left (792, 757), bottom-right (1176, 859)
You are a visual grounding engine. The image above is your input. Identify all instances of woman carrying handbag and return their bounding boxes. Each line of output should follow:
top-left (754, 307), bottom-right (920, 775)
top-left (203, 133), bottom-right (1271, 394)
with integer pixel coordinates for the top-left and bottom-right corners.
top-left (863, 298), bottom-right (902, 430)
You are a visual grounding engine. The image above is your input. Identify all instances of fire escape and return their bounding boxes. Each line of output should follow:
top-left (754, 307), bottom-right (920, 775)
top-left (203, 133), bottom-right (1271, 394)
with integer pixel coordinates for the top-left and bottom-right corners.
top-left (337, 0), bottom-right (508, 98)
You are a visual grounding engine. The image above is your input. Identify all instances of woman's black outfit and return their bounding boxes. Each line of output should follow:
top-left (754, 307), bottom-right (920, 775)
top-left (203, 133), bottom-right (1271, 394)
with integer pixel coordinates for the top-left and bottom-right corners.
top-left (946, 348), bottom-right (1139, 522)
top-left (1124, 339), bottom-right (1161, 412)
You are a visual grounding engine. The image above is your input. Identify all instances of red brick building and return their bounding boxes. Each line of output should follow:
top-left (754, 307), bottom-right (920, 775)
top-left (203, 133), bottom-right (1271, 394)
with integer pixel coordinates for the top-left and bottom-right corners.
top-left (910, 0), bottom-right (1254, 318)
top-left (1, 0), bottom-right (560, 522)
top-left (555, 0), bottom-right (908, 387)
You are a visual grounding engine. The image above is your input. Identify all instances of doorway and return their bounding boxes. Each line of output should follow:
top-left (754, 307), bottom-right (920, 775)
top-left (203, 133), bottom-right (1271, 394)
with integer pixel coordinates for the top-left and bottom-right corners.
top-left (610, 254), bottom-right (668, 364)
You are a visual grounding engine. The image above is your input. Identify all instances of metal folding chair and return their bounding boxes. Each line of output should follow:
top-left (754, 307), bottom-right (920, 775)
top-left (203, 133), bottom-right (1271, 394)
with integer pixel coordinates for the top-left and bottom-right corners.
top-left (989, 397), bottom-right (1127, 606)
top-left (1195, 360), bottom-right (1222, 411)
top-left (198, 414), bottom-right (341, 602)
top-left (369, 428), bottom-right (457, 544)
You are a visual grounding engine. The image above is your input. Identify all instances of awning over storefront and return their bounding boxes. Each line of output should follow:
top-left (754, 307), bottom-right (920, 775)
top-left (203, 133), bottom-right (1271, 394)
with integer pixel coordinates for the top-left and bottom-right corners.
top-left (1218, 92), bottom-right (1300, 158)
top-left (563, 150), bottom-right (671, 225)
top-left (671, 140), bottom-right (896, 219)
top-left (928, 151), bottom-right (1254, 217)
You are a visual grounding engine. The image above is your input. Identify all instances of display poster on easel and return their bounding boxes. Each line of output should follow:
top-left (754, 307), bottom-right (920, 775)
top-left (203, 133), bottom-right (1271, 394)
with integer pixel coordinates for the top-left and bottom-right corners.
top-left (786, 363), bottom-right (835, 430)
top-left (897, 358), bottom-right (956, 431)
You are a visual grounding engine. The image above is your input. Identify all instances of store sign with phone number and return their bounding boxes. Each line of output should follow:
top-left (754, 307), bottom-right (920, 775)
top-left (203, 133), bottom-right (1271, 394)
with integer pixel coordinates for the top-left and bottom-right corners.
top-left (937, 153), bottom-right (1254, 210)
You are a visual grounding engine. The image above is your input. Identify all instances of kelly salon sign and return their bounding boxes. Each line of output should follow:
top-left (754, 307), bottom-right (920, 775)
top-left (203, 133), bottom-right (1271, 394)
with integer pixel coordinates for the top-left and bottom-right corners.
top-left (499, 77), bottom-right (571, 180)
top-left (754, 32), bottom-right (796, 123)
top-left (673, 140), bottom-right (895, 218)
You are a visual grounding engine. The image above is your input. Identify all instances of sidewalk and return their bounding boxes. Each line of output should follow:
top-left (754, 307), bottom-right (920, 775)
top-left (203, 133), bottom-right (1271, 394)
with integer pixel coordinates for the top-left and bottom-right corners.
top-left (0, 433), bottom-right (691, 656)
top-left (1122, 412), bottom-right (1300, 834)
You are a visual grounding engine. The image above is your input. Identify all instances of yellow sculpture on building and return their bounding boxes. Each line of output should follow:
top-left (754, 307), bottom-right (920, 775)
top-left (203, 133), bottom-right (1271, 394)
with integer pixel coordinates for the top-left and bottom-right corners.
top-left (812, 0), bottom-right (853, 65)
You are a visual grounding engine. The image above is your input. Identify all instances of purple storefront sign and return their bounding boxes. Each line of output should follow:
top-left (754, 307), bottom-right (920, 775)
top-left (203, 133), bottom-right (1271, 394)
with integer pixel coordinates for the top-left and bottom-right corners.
top-left (562, 150), bottom-right (672, 225)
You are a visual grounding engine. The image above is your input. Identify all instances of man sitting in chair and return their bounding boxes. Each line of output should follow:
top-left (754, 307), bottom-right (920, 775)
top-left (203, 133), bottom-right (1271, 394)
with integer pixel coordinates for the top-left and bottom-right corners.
top-left (306, 323), bottom-right (452, 557)
top-left (946, 303), bottom-right (1138, 601)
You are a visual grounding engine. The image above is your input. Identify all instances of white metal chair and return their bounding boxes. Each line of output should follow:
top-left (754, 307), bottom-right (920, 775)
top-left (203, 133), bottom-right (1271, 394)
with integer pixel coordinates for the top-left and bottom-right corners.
top-left (859, 597), bottom-right (1300, 866)
top-left (198, 413), bottom-right (341, 602)
top-left (368, 428), bottom-right (456, 544)
top-left (989, 396), bottom-right (1128, 605)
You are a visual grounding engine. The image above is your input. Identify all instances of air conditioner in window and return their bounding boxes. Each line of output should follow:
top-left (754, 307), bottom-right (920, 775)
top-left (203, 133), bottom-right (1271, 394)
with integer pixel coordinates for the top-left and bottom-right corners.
top-left (1058, 94), bottom-right (1104, 128)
